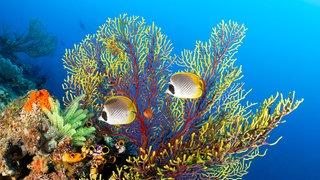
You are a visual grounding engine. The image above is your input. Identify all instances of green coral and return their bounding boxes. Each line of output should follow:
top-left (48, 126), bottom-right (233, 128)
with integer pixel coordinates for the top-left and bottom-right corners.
top-left (43, 94), bottom-right (96, 146)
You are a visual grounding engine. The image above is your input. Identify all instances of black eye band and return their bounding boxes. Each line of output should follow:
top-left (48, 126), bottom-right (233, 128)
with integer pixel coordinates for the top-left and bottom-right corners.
top-left (168, 84), bottom-right (175, 94)
top-left (102, 111), bottom-right (108, 121)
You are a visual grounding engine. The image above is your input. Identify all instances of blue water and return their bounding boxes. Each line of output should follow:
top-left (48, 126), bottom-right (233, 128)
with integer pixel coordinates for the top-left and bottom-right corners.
top-left (1, 0), bottom-right (319, 179)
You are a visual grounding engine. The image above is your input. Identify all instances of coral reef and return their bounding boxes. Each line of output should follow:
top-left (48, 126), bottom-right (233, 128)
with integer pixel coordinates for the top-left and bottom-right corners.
top-left (0, 15), bottom-right (303, 179)
top-left (0, 92), bottom-right (45, 177)
top-left (0, 56), bottom-right (23, 80)
top-left (23, 89), bottom-right (51, 112)
top-left (0, 90), bottom-right (97, 179)
top-left (61, 14), bottom-right (303, 179)
top-left (0, 56), bottom-right (36, 110)
top-left (0, 19), bottom-right (57, 111)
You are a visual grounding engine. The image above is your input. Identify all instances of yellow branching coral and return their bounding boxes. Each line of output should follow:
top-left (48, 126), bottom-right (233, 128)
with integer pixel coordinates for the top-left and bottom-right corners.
top-left (114, 91), bottom-right (302, 179)
top-left (171, 21), bottom-right (247, 132)
top-left (62, 35), bottom-right (106, 111)
top-left (62, 15), bottom-right (303, 179)
top-left (63, 14), bottom-right (175, 153)
top-left (62, 15), bottom-right (172, 127)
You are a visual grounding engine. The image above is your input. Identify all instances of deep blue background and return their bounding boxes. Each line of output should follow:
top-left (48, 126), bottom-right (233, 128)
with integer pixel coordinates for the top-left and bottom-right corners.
top-left (1, 0), bottom-right (319, 179)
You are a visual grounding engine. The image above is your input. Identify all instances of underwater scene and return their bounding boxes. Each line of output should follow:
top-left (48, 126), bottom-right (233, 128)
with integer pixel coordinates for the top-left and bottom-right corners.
top-left (0, 0), bottom-right (319, 179)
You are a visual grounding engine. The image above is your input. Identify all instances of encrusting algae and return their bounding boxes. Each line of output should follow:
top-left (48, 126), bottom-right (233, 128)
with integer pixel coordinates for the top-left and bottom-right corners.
top-left (0, 14), bottom-right (303, 179)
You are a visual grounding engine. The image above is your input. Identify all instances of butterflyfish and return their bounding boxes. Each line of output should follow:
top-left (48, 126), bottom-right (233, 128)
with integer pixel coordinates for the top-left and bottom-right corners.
top-left (166, 72), bottom-right (204, 99)
top-left (98, 96), bottom-right (137, 125)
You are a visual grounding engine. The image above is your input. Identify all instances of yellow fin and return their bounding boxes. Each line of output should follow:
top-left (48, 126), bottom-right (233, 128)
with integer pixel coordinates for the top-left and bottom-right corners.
top-left (175, 72), bottom-right (203, 87)
top-left (123, 111), bottom-right (137, 124)
top-left (193, 87), bottom-right (204, 98)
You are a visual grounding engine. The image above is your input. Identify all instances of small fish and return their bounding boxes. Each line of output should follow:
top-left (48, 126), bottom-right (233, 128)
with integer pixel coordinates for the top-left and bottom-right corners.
top-left (79, 20), bottom-right (86, 30)
top-left (143, 108), bottom-right (153, 119)
top-left (166, 72), bottom-right (204, 98)
top-left (98, 96), bottom-right (137, 125)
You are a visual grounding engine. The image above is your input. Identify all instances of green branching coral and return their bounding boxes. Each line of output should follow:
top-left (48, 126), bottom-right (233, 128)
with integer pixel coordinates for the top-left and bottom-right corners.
top-left (43, 95), bottom-right (96, 146)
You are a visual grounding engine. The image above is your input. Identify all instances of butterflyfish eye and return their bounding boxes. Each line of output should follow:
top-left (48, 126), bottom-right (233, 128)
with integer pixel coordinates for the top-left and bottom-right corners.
top-left (102, 111), bottom-right (108, 121)
top-left (102, 146), bottom-right (110, 154)
top-left (92, 164), bottom-right (98, 168)
top-left (89, 145), bottom-right (95, 151)
top-left (70, 153), bottom-right (75, 158)
top-left (168, 84), bottom-right (175, 94)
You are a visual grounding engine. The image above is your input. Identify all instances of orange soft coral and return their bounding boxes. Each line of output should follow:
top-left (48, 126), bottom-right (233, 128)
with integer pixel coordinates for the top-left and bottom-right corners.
top-left (23, 89), bottom-right (51, 112)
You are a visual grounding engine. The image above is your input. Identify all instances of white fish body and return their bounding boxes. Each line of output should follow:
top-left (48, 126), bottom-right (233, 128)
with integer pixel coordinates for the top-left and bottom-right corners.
top-left (98, 96), bottom-right (137, 125)
top-left (166, 72), bottom-right (204, 99)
